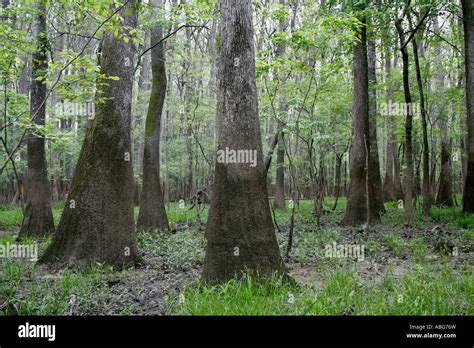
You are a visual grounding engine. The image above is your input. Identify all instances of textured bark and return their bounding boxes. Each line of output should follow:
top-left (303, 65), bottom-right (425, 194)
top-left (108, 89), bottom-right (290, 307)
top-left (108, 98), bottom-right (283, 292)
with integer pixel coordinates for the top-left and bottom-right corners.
top-left (202, 0), bottom-right (285, 282)
top-left (462, 0), bottom-right (474, 213)
top-left (368, 37), bottom-right (385, 215)
top-left (342, 14), bottom-right (379, 225)
top-left (137, 0), bottom-right (170, 233)
top-left (396, 18), bottom-right (415, 226)
top-left (18, 1), bottom-right (54, 240)
top-left (41, 1), bottom-right (141, 267)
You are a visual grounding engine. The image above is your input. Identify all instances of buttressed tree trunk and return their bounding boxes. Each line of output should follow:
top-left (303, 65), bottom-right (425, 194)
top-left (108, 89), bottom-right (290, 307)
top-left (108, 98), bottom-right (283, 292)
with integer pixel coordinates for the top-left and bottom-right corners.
top-left (137, 0), bottom-right (170, 232)
top-left (19, 0), bottom-right (54, 239)
top-left (342, 11), bottom-right (379, 225)
top-left (202, 0), bottom-right (285, 282)
top-left (41, 1), bottom-right (142, 267)
top-left (462, 0), bottom-right (474, 213)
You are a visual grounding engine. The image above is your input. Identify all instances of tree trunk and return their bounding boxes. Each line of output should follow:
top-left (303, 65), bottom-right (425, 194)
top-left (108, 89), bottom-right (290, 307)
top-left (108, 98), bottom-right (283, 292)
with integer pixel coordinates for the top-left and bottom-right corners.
top-left (462, 0), bottom-right (474, 213)
top-left (411, 36), bottom-right (431, 215)
top-left (368, 37), bottom-right (385, 215)
top-left (396, 18), bottom-right (415, 226)
top-left (435, 18), bottom-right (454, 206)
top-left (332, 153), bottom-right (343, 210)
top-left (137, 0), bottom-right (170, 233)
top-left (41, 1), bottom-right (142, 267)
top-left (274, 0), bottom-right (287, 210)
top-left (382, 52), bottom-right (396, 202)
top-left (342, 12), bottom-right (378, 225)
top-left (202, 0), bottom-right (285, 282)
top-left (18, 0), bottom-right (54, 240)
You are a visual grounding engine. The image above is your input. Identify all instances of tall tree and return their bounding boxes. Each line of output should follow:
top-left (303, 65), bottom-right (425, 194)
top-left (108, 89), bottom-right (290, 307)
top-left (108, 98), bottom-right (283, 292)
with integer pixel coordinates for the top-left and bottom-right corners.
top-left (396, 15), bottom-right (415, 225)
top-left (382, 48), bottom-right (404, 202)
top-left (342, 5), bottom-right (380, 225)
top-left (410, 17), bottom-right (430, 216)
top-left (137, 0), bottom-right (170, 232)
top-left (18, 0), bottom-right (54, 239)
top-left (368, 35), bottom-right (385, 215)
top-left (41, 1), bottom-right (142, 267)
top-left (462, 0), bottom-right (474, 213)
top-left (274, 0), bottom-right (287, 210)
top-left (435, 16), bottom-right (454, 207)
top-left (202, 0), bottom-right (285, 282)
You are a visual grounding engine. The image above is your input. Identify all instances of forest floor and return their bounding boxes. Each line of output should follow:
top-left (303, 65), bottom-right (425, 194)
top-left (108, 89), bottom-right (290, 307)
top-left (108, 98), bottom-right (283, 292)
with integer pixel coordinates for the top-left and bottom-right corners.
top-left (0, 198), bottom-right (472, 315)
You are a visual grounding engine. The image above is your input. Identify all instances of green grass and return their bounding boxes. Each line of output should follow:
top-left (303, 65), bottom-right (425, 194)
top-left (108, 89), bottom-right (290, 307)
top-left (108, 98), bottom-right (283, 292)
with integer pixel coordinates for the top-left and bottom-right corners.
top-left (168, 264), bottom-right (473, 315)
top-left (0, 203), bottom-right (63, 232)
top-left (0, 205), bottom-right (24, 230)
top-left (0, 259), bottom-right (112, 315)
top-left (383, 233), bottom-right (406, 257)
top-left (429, 205), bottom-right (474, 229)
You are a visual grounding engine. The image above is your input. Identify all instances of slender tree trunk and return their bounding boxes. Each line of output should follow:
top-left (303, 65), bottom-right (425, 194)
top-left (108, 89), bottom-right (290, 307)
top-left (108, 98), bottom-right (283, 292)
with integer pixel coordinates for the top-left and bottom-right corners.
top-left (274, 0), bottom-right (287, 210)
top-left (462, 0), bottom-right (474, 213)
top-left (382, 53), bottom-right (396, 202)
top-left (202, 0), bottom-right (285, 282)
top-left (411, 36), bottom-right (431, 215)
top-left (332, 153), bottom-right (343, 210)
top-left (435, 19), bottom-right (454, 206)
top-left (137, 0), bottom-right (170, 232)
top-left (18, 0), bottom-right (54, 240)
top-left (368, 37), bottom-right (385, 215)
top-left (41, 1), bottom-right (142, 267)
top-left (396, 18), bottom-right (415, 225)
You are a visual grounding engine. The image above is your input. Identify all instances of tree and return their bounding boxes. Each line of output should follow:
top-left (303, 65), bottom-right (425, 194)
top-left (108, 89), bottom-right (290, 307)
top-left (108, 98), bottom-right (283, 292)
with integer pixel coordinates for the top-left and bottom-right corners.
top-left (41, 1), bottom-right (142, 267)
top-left (18, 0), bottom-right (54, 240)
top-left (342, 6), bottom-right (380, 225)
top-left (409, 15), bottom-right (431, 216)
top-left (462, 0), bottom-right (474, 214)
top-left (137, 0), bottom-right (170, 233)
top-left (202, 0), bottom-right (285, 282)
top-left (435, 16), bottom-right (454, 207)
top-left (274, 0), bottom-right (287, 210)
top-left (396, 13), bottom-right (416, 226)
top-left (382, 47), bottom-right (404, 202)
top-left (368, 35), bottom-right (385, 216)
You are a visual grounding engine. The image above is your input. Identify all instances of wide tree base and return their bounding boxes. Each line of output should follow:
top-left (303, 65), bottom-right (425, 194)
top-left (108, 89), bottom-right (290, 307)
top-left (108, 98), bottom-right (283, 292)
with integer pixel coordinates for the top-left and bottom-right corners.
top-left (18, 203), bottom-right (54, 240)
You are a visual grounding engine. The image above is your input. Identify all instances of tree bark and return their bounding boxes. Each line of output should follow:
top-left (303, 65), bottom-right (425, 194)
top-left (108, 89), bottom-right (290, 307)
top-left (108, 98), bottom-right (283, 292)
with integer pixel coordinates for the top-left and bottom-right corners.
top-left (396, 18), bottom-right (415, 226)
top-left (18, 0), bottom-right (54, 240)
top-left (202, 0), bottom-right (285, 282)
top-left (274, 0), bottom-right (287, 210)
top-left (41, 1), bottom-right (142, 267)
top-left (137, 0), bottom-right (170, 233)
top-left (342, 12), bottom-right (379, 225)
top-left (435, 17), bottom-right (454, 206)
top-left (462, 0), bottom-right (474, 213)
top-left (368, 37), bottom-right (385, 215)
